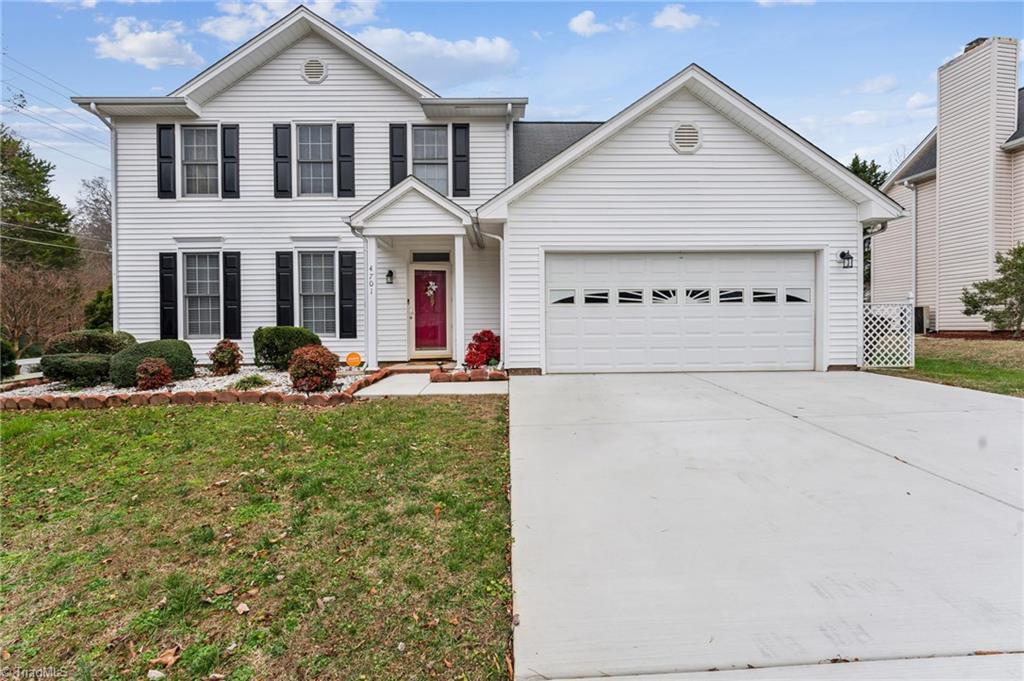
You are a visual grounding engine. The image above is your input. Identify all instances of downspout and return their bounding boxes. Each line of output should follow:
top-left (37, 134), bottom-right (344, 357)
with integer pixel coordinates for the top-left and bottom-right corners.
top-left (478, 225), bottom-right (507, 370)
top-left (346, 220), bottom-right (375, 368)
top-left (901, 180), bottom-right (918, 310)
top-left (87, 103), bottom-right (118, 330)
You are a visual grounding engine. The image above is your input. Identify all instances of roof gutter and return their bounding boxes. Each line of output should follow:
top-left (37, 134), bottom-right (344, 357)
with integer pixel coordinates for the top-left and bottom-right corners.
top-left (899, 168), bottom-right (937, 186)
top-left (1000, 136), bottom-right (1024, 152)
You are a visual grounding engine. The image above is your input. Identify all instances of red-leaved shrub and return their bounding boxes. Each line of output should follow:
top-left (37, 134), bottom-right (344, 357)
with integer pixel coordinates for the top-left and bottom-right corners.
top-left (208, 339), bottom-right (243, 376)
top-left (136, 356), bottom-right (173, 390)
top-left (464, 329), bottom-right (500, 368)
top-left (288, 344), bottom-right (340, 392)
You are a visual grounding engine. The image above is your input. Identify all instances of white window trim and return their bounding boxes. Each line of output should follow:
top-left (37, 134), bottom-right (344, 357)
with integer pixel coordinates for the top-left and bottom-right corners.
top-left (293, 121), bottom-right (336, 198)
top-left (294, 249), bottom-right (340, 338)
top-left (177, 248), bottom-right (224, 341)
top-left (176, 122), bottom-right (222, 200)
top-left (408, 122), bottom-right (453, 197)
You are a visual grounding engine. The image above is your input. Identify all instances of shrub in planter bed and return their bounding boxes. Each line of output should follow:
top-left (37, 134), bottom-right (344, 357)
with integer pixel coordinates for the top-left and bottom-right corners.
top-left (40, 353), bottom-right (111, 387)
top-left (208, 339), bottom-right (242, 376)
top-left (0, 338), bottom-right (16, 379)
top-left (253, 326), bottom-right (320, 370)
top-left (231, 374), bottom-right (272, 391)
top-left (288, 344), bottom-right (339, 392)
top-left (463, 329), bottom-right (501, 369)
top-left (136, 357), bottom-right (173, 390)
top-left (110, 339), bottom-right (195, 388)
top-left (44, 329), bottom-right (136, 355)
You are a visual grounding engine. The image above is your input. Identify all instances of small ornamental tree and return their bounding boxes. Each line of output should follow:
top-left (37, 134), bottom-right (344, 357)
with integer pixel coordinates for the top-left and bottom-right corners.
top-left (136, 357), bottom-right (173, 390)
top-left (288, 345), bottom-right (340, 392)
top-left (464, 329), bottom-right (500, 368)
top-left (961, 244), bottom-right (1024, 337)
top-left (208, 339), bottom-right (243, 376)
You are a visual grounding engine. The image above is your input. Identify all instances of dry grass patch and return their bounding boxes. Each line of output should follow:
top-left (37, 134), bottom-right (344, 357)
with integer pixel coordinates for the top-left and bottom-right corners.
top-left (1, 397), bottom-right (510, 680)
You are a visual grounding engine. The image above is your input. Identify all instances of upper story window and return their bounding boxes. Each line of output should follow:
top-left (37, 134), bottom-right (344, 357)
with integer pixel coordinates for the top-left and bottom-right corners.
top-left (412, 125), bottom-right (448, 194)
top-left (297, 124), bottom-right (333, 196)
top-left (182, 126), bottom-right (218, 196)
top-left (184, 253), bottom-right (220, 338)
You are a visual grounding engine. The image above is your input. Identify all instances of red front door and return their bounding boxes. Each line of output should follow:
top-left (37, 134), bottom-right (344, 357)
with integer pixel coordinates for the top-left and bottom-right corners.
top-left (413, 269), bottom-right (448, 352)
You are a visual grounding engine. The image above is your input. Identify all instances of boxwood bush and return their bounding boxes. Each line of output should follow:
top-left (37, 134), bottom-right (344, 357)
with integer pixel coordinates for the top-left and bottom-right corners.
top-left (110, 339), bottom-right (195, 388)
top-left (44, 329), bottom-right (136, 355)
top-left (253, 326), bottom-right (321, 370)
top-left (1, 338), bottom-right (16, 379)
top-left (40, 353), bottom-right (111, 387)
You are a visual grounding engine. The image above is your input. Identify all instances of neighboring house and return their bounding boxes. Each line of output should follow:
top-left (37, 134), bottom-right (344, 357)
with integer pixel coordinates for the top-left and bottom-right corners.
top-left (74, 5), bottom-right (901, 374)
top-left (872, 36), bottom-right (1022, 332)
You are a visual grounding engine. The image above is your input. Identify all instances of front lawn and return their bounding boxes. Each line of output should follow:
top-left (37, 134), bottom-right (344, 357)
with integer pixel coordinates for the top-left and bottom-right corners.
top-left (0, 397), bottom-right (511, 679)
top-left (875, 336), bottom-right (1024, 397)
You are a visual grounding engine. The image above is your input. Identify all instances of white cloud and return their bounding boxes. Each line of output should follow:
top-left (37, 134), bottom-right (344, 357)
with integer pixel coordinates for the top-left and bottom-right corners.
top-left (353, 27), bottom-right (518, 88)
top-left (906, 91), bottom-right (935, 109)
top-left (568, 10), bottom-right (611, 37)
top-left (81, 0), bottom-right (97, 7)
top-left (842, 110), bottom-right (882, 126)
top-left (200, 0), bottom-right (378, 43)
top-left (841, 107), bottom-right (934, 127)
top-left (90, 17), bottom-right (204, 70)
top-left (756, 0), bottom-right (815, 6)
top-left (855, 74), bottom-right (898, 94)
top-left (651, 4), bottom-right (704, 31)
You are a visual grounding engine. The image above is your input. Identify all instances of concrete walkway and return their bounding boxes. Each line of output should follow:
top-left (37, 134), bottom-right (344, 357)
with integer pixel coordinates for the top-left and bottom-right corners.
top-left (356, 372), bottom-right (508, 396)
top-left (510, 372), bottom-right (1023, 680)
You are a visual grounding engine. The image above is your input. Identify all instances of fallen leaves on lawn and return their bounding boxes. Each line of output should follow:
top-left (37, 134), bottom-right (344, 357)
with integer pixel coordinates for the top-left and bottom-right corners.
top-left (235, 602), bottom-right (250, 615)
top-left (152, 645), bottom-right (180, 668)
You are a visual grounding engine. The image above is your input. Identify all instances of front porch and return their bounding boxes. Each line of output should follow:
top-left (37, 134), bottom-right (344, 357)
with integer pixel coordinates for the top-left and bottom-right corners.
top-left (348, 177), bottom-right (501, 368)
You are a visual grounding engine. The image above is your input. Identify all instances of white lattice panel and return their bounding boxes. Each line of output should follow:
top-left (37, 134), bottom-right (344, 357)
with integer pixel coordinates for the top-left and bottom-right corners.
top-left (863, 303), bottom-right (914, 368)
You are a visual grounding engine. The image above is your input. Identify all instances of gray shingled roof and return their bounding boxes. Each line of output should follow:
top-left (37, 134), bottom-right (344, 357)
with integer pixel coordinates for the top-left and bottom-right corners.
top-left (513, 122), bottom-right (603, 182)
top-left (1006, 86), bottom-right (1024, 145)
top-left (892, 134), bottom-right (937, 183)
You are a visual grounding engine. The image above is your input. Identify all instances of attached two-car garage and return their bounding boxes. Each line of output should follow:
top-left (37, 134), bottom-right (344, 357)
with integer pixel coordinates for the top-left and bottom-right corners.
top-left (544, 252), bottom-right (816, 373)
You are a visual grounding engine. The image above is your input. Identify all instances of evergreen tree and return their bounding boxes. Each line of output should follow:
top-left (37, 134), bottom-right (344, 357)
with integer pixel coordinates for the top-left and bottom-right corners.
top-left (848, 154), bottom-right (888, 189)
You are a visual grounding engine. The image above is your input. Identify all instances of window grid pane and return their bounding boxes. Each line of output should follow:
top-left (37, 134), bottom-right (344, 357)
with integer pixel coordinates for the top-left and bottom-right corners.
top-left (300, 252), bottom-right (336, 335)
top-left (183, 127), bottom-right (218, 196)
top-left (184, 253), bottom-right (220, 338)
top-left (413, 163), bottom-right (448, 194)
top-left (298, 125), bottom-right (333, 195)
top-left (413, 126), bottom-right (447, 161)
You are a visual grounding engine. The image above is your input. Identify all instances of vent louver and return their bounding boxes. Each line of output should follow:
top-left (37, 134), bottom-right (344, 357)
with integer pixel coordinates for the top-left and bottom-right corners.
top-left (303, 59), bottom-right (327, 83)
top-left (671, 123), bottom-right (700, 153)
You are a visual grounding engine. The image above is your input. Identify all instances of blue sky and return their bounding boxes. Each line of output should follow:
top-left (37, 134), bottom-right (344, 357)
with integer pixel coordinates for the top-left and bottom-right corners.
top-left (1, 0), bottom-right (1020, 205)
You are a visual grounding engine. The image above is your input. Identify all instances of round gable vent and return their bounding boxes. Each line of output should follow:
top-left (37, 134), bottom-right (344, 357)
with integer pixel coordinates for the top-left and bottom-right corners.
top-left (670, 123), bottom-right (701, 154)
top-left (302, 58), bottom-right (327, 84)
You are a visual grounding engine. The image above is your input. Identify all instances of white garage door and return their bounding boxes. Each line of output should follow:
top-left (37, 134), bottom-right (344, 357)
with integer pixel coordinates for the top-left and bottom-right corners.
top-left (545, 252), bottom-right (816, 372)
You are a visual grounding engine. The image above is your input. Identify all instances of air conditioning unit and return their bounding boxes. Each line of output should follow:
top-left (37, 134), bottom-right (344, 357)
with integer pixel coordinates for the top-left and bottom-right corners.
top-left (914, 306), bottom-right (931, 334)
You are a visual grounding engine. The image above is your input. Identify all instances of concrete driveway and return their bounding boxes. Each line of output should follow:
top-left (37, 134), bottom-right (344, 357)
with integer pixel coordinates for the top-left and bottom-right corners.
top-left (509, 372), bottom-right (1023, 680)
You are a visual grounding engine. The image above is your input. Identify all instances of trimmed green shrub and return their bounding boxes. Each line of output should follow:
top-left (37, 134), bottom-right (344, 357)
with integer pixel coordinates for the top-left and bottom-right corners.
top-left (40, 353), bottom-right (110, 387)
top-left (288, 345), bottom-right (339, 392)
top-left (253, 326), bottom-right (321, 371)
top-left (110, 340), bottom-right (195, 388)
top-left (44, 329), bottom-right (136, 355)
top-left (1, 338), bottom-right (17, 379)
top-left (84, 286), bottom-right (113, 329)
top-left (208, 339), bottom-right (242, 376)
top-left (136, 357), bottom-right (173, 390)
top-left (230, 374), bottom-right (272, 391)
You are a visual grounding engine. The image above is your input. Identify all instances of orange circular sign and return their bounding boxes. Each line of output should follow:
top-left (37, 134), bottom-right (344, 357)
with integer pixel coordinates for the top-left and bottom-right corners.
top-left (345, 352), bottom-right (362, 367)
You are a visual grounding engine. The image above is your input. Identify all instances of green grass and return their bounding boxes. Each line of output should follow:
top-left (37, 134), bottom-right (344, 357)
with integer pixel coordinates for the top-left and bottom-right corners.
top-left (875, 337), bottom-right (1024, 396)
top-left (0, 397), bottom-right (511, 679)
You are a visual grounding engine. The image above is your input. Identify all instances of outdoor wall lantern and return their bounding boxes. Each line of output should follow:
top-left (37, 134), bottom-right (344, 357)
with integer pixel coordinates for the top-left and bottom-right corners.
top-left (838, 251), bottom-right (855, 269)
top-left (385, 269), bottom-right (394, 284)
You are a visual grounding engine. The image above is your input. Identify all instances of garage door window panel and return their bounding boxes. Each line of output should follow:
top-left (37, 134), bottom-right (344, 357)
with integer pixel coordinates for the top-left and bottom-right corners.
top-left (719, 288), bottom-right (744, 304)
top-left (617, 289), bottom-right (644, 304)
top-left (549, 289), bottom-right (576, 305)
top-left (652, 288), bottom-right (678, 304)
top-left (785, 288), bottom-right (811, 303)
top-left (752, 288), bottom-right (778, 303)
top-left (685, 288), bottom-right (711, 304)
top-left (584, 289), bottom-right (609, 304)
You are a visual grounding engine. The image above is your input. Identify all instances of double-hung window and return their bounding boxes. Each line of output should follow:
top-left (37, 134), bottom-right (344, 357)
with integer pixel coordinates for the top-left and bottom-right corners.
top-left (297, 124), bottom-right (333, 195)
top-left (412, 125), bottom-right (448, 194)
top-left (299, 252), bottom-right (336, 335)
top-left (184, 253), bottom-right (220, 338)
top-left (182, 126), bottom-right (218, 196)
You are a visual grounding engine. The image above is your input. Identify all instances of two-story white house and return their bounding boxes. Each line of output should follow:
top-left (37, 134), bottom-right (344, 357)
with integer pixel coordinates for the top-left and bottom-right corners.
top-left (75, 6), bottom-right (901, 374)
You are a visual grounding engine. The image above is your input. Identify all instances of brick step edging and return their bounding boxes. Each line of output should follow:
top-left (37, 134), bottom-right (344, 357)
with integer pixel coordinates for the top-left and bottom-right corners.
top-left (429, 368), bottom-right (508, 383)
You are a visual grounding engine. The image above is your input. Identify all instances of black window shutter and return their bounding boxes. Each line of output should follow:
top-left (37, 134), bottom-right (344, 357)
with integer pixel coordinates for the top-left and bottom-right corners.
top-left (452, 123), bottom-right (470, 197)
top-left (389, 123), bottom-right (407, 187)
top-left (275, 251), bottom-right (294, 326)
top-left (159, 252), bottom-right (178, 338)
top-left (222, 251), bottom-right (241, 339)
top-left (337, 123), bottom-right (355, 198)
top-left (273, 124), bottom-right (291, 198)
top-left (221, 125), bottom-right (239, 199)
top-left (339, 251), bottom-right (357, 339)
top-left (157, 125), bottom-right (175, 199)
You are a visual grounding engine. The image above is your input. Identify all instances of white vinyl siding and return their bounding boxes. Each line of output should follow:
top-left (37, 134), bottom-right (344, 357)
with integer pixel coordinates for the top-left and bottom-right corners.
top-left (111, 34), bottom-right (507, 360)
top-left (872, 183), bottom-right (914, 304)
top-left (504, 87), bottom-right (859, 369)
top-left (182, 126), bottom-right (218, 196)
top-left (184, 253), bottom-right (220, 338)
top-left (1013, 152), bottom-right (1024, 245)
top-left (915, 179), bottom-right (939, 315)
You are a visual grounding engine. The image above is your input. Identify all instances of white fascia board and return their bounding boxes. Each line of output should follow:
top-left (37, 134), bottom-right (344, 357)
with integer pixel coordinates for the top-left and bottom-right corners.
top-left (478, 64), bottom-right (902, 220)
top-left (859, 199), bottom-right (906, 225)
top-left (349, 176), bottom-right (472, 228)
top-left (171, 7), bottom-right (437, 103)
top-left (881, 128), bottom-right (937, 193)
